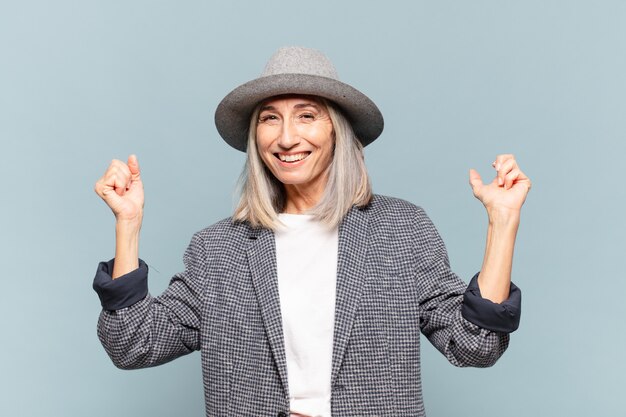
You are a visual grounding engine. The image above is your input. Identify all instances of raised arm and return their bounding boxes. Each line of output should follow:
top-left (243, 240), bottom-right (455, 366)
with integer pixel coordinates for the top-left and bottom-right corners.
top-left (468, 154), bottom-right (531, 303)
top-left (93, 155), bottom-right (203, 369)
top-left (94, 154), bottom-right (144, 278)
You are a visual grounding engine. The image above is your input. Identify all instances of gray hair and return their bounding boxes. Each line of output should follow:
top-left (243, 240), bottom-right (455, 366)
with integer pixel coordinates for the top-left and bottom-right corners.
top-left (232, 98), bottom-right (372, 230)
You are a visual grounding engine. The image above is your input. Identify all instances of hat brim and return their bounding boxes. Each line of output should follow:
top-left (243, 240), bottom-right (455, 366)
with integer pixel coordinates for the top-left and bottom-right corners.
top-left (215, 73), bottom-right (384, 152)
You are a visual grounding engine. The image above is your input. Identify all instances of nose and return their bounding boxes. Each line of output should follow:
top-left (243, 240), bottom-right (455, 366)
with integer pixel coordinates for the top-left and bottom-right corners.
top-left (276, 119), bottom-right (300, 149)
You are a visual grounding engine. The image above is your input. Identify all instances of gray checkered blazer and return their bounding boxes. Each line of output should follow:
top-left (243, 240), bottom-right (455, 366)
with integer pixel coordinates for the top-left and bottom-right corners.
top-left (95, 195), bottom-right (521, 417)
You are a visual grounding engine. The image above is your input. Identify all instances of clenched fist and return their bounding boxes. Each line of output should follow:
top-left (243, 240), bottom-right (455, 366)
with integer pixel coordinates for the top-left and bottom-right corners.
top-left (469, 154), bottom-right (531, 219)
top-left (94, 154), bottom-right (144, 225)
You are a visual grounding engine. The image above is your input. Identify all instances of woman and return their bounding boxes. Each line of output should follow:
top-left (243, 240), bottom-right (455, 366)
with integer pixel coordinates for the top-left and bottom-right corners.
top-left (93, 47), bottom-right (530, 417)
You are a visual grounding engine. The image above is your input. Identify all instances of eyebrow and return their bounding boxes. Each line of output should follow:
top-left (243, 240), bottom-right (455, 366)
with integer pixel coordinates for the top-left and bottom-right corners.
top-left (259, 102), bottom-right (321, 112)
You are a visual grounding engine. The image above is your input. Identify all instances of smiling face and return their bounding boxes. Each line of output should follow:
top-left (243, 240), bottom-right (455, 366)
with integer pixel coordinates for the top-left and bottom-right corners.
top-left (255, 95), bottom-right (335, 205)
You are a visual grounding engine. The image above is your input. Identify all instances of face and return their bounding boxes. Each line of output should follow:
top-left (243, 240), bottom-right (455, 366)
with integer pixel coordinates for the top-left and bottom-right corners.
top-left (256, 95), bottom-right (335, 194)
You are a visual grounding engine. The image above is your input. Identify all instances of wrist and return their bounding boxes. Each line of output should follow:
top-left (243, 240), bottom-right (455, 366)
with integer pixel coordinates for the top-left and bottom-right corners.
top-left (487, 207), bottom-right (521, 227)
top-left (115, 216), bottom-right (143, 235)
top-left (113, 224), bottom-right (141, 279)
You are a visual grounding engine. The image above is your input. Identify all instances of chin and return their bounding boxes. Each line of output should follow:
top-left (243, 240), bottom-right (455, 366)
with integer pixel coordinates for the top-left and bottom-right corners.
top-left (277, 177), bottom-right (308, 186)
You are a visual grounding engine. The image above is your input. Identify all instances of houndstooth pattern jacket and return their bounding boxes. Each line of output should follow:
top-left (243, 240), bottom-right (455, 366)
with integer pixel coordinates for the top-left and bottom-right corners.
top-left (94, 195), bottom-right (521, 417)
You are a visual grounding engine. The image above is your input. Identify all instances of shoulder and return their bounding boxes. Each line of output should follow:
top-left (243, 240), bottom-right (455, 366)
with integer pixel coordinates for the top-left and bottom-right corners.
top-left (186, 217), bottom-right (260, 253)
top-left (194, 217), bottom-right (251, 239)
top-left (361, 194), bottom-right (440, 242)
top-left (178, 218), bottom-right (262, 279)
top-left (366, 194), bottom-right (431, 223)
top-left (364, 195), bottom-right (447, 265)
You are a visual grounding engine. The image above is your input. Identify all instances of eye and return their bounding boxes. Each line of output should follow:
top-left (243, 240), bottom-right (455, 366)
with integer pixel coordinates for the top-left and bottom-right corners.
top-left (258, 114), bottom-right (279, 123)
top-left (298, 113), bottom-right (315, 120)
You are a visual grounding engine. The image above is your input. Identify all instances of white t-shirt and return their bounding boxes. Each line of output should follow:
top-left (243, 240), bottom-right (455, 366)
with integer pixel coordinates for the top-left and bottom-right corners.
top-left (275, 213), bottom-right (339, 417)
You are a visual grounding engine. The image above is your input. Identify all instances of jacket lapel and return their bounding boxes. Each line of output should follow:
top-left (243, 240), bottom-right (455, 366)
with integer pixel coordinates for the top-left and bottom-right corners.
top-left (244, 206), bottom-right (370, 393)
top-left (331, 206), bottom-right (369, 384)
top-left (246, 227), bottom-right (289, 397)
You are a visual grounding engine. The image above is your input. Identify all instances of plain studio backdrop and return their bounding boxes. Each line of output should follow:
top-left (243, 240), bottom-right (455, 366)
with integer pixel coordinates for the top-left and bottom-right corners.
top-left (1, 1), bottom-right (624, 416)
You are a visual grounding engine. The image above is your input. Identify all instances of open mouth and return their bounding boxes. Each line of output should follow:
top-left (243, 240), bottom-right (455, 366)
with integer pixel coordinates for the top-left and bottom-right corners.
top-left (275, 152), bottom-right (310, 163)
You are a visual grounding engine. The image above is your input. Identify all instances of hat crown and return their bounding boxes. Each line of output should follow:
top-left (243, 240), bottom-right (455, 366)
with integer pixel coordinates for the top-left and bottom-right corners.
top-left (261, 46), bottom-right (339, 79)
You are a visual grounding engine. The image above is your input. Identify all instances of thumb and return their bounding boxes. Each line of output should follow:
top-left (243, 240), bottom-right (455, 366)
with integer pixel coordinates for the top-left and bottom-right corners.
top-left (468, 168), bottom-right (483, 194)
top-left (127, 154), bottom-right (141, 179)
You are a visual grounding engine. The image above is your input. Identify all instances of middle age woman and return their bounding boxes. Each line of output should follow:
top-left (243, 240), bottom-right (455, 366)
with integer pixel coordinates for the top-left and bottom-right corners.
top-left (93, 46), bottom-right (530, 417)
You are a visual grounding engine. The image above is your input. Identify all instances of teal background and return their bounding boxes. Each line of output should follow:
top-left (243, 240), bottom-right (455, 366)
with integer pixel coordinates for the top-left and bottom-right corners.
top-left (1, 1), bottom-right (625, 416)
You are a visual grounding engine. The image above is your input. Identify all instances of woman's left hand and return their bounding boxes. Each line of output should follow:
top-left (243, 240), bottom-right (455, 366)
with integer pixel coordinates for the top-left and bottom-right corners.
top-left (469, 154), bottom-right (531, 217)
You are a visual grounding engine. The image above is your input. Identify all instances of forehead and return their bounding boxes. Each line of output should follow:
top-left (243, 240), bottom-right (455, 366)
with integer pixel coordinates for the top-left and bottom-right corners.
top-left (259, 94), bottom-right (327, 110)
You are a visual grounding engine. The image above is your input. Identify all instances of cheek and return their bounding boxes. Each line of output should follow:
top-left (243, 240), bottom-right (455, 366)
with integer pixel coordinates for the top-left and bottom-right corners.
top-left (253, 140), bottom-right (274, 173)
top-left (321, 130), bottom-right (335, 156)
top-left (257, 150), bottom-right (272, 169)
top-left (255, 130), bottom-right (273, 155)
top-left (319, 122), bottom-right (335, 148)
top-left (255, 123), bottom-right (276, 144)
top-left (304, 124), bottom-right (334, 149)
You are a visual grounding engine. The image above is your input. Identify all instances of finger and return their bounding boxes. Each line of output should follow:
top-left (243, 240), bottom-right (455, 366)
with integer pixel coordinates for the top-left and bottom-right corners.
top-left (127, 154), bottom-right (141, 180)
top-left (95, 176), bottom-right (124, 210)
top-left (94, 178), bottom-right (108, 198)
top-left (497, 158), bottom-right (518, 187)
top-left (105, 162), bottom-right (132, 196)
top-left (468, 168), bottom-right (483, 196)
top-left (113, 177), bottom-right (129, 196)
top-left (493, 156), bottom-right (517, 187)
top-left (494, 154), bottom-right (515, 172)
top-left (512, 168), bottom-right (532, 192)
top-left (95, 160), bottom-right (125, 197)
top-left (503, 168), bottom-right (521, 190)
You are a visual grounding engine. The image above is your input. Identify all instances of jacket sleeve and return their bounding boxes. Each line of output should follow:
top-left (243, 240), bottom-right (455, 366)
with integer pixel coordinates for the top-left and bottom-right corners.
top-left (413, 207), bottom-right (521, 368)
top-left (93, 233), bottom-right (206, 370)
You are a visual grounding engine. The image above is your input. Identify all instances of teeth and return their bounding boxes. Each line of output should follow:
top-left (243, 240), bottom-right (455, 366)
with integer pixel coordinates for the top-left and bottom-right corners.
top-left (278, 152), bottom-right (308, 162)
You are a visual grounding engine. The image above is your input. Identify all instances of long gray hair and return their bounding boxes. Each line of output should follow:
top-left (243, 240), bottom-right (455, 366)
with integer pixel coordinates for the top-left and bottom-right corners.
top-left (232, 98), bottom-right (372, 230)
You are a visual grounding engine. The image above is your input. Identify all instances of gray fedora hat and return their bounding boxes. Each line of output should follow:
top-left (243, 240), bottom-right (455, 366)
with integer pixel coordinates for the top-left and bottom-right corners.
top-left (215, 46), bottom-right (384, 152)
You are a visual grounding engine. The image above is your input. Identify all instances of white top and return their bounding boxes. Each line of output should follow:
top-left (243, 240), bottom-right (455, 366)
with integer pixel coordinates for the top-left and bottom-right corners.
top-left (275, 213), bottom-right (339, 417)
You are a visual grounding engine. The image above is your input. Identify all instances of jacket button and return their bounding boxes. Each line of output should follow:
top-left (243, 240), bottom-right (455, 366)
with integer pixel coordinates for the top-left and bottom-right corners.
top-left (277, 412), bottom-right (288, 417)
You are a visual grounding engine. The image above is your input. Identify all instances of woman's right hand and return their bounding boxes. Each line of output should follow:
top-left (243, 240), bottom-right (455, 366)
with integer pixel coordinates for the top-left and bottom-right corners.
top-left (95, 155), bottom-right (144, 278)
top-left (94, 155), bottom-right (144, 226)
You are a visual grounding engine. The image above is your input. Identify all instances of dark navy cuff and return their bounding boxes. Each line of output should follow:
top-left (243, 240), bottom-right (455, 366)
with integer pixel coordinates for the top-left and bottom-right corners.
top-left (93, 259), bottom-right (149, 311)
top-left (461, 272), bottom-right (521, 333)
